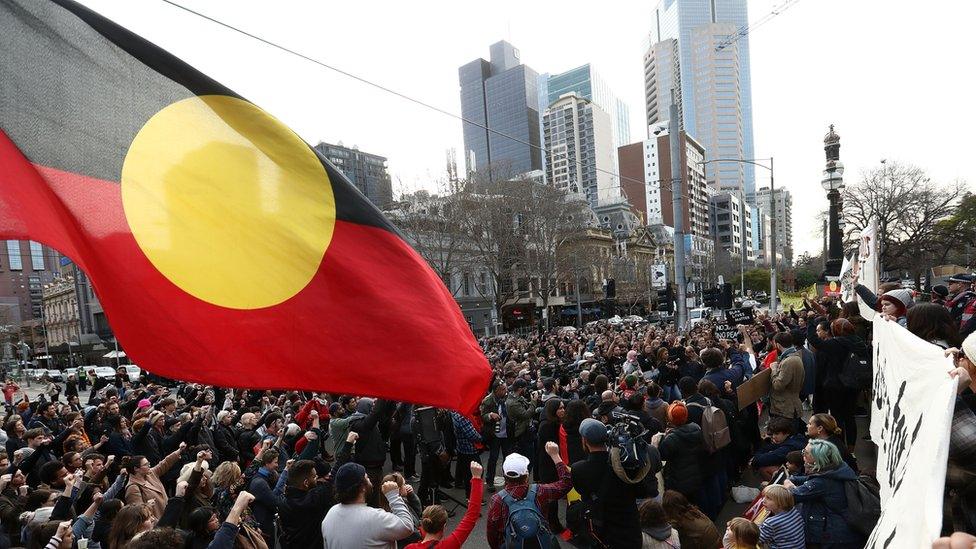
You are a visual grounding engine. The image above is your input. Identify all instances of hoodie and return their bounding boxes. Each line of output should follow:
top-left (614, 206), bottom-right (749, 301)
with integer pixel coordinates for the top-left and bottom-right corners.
top-left (658, 423), bottom-right (705, 497)
top-left (790, 462), bottom-right (864, 545)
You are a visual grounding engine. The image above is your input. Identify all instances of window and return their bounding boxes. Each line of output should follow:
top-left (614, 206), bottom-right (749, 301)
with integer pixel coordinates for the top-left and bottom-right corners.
top-left (29, 241), bottom-right (44, 271)
top-left (6, 241), bottom-right (22, 270)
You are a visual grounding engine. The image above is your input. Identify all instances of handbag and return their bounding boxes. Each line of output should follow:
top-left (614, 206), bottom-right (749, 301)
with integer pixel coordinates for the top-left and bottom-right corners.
top-left (238, 522), bottom-right (269, 549)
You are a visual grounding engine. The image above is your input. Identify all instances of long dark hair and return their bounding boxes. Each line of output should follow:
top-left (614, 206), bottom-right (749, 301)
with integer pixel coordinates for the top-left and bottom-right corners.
top-left (543, 398), bottom-right (563, 424)
top-left (907, 303), bottom-right (960, 347)
top-left (563, 399), bottom-right (589, 429)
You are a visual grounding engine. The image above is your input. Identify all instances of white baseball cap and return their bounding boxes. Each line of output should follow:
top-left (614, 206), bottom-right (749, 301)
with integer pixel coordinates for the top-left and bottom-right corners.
top-left (503, 453), bottom-right (530, 478)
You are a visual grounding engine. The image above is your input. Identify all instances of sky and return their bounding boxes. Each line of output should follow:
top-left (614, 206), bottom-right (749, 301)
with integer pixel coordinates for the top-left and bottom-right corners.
top-left (78, 0), bottom-right (976, 258)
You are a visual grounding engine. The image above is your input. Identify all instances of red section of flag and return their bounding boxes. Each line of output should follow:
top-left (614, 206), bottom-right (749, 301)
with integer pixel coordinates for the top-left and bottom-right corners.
top-left (0, 130), bottom-right (491, 413)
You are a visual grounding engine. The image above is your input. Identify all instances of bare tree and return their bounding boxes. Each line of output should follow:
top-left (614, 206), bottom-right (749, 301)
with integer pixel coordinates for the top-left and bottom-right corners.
top-left (843, 161), bottom-right (967, 281)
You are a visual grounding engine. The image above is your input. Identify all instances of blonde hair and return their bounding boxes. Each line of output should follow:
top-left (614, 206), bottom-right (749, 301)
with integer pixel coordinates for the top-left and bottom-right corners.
top-left (210, 461), bottom-right (241, 491)
top-left (727, 517), bottom-right (759, 547)
top-left (421, 504), bottom-right (448, 535)
top-left (762, 484), bottom-right (795, 512)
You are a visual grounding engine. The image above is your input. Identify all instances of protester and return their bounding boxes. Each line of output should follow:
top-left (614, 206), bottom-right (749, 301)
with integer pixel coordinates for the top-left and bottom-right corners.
top-left (639, 499), bottom-right (681, 548)
top-left (758, 484), bottom-right (805, 549)
top-left (750, 418), bottom-right (807, 481)
top-left (662, 489), bottom-right (722, 549)
top-left (321, 462), bottom-right (415, 548)
top-left (784, 439), bottom-right (865, 548)
top-left (404, 462), bottom-right (483, 549)
top-left (806, 314), bottom-right (870, 451)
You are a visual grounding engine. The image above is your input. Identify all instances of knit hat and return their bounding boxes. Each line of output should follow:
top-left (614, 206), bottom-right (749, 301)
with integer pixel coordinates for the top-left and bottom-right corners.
top-left (963, 332), bottom-right (976, 366)
top-left (178, 461), bottom-right (210, 483)
top-left (148, 410), bottom-right (165, 426)
top-left (879, 288), bottom-right (913, 317)
top-left (333, 462), bottom-right (366, 493)
top-left (931, 284), bottom-right (950, 299)
top-left (137, 399), bottom-right (152, 409)
top-left (667, 402), bottom-right (688, 426)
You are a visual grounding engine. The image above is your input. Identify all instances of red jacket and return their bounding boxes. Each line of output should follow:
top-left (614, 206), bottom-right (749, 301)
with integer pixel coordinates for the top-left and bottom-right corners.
top-left (404, 478), bottom-right (484, 549)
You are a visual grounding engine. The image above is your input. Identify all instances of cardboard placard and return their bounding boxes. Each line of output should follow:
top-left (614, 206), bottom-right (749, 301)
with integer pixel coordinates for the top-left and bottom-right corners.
top-left (725, 307), bottom-right (755, 325)
top-left (714, 323), bottom-right (739, 341)
top-left (736, 368), bottom-right (771, 410)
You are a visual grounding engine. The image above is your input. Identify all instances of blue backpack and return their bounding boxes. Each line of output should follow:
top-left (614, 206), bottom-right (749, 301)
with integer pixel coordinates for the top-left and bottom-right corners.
top-left (499, 484), bottom-right (560, 549)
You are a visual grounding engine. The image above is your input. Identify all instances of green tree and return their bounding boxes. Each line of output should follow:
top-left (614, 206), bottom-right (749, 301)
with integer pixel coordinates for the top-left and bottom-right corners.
top-left (792, 252), bottom-right (822, 288)
top-left (732, 268), bottom-right (771, 293)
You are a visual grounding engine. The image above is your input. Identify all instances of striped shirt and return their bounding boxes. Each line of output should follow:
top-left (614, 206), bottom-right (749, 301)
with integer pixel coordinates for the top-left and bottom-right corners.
top-left (759, 506), bottom-right (805, 549)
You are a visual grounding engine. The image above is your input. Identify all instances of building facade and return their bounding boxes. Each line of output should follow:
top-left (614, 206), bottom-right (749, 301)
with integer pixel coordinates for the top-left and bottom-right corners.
top-left (546, 64), bottom-right (631, 151)
top-left (41, 275), bottom-right (79, 347)
top-left (753, 186), bottom-right (793, 265)
top-left (543, 93), bottom-right (617, 207)
top-left (617, 122), bottom-right (709, 239)
top-left (709, 191), bottom-right (754, 262)
top-left (313, 142), bottom-right (393, 210)
top-left (0, 240), bottom-right (59, 358)
top-left (645, 0), bottom-right (756, 197)
top-left (459, 41), bottom-right (543, 176)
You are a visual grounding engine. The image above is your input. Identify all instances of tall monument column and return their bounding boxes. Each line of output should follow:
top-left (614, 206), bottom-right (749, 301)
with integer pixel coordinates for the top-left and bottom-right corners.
top-left (821, 125), bottom-right (844, 278)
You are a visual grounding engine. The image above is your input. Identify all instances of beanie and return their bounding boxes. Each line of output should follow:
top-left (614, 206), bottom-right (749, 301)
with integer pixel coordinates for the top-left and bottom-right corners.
top-left (667, 402), bottom-right (688, 426)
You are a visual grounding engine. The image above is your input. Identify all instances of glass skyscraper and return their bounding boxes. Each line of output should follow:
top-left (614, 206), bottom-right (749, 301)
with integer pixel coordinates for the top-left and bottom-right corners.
top-left (545, 64), bottom-right (631, 151)
top-left (458, 41), bottom-right (542, 176)
top-left (645, 0), bottom-right (756, 198)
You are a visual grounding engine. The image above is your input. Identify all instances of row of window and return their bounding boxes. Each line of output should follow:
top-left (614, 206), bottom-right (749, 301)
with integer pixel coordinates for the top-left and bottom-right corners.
top-left (4, 241), bottom-right (45, 271)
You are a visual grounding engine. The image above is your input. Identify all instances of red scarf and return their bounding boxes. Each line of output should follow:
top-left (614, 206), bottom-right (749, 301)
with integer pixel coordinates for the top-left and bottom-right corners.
top-left (558, 424), bottom-right (569, 465)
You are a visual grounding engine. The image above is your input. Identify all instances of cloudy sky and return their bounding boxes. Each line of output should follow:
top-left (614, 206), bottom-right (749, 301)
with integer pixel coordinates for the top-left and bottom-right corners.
top-left (80, 0), bottom-right (975, 257)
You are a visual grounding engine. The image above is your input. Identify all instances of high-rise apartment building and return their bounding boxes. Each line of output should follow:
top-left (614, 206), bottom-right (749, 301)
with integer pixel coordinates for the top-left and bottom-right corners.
top-left (709, 191), bottom-right (754, 261)
top-left (459, 41), bottom-right (542, 176)
top-left (543, 93), bottom-right (616, 208)
top-left (0, 240), bottom-right (59, 356)
top-left (617, 122), bottom-right (709, 240)
top-left (754, 186), bottom-right (793, 265)
top-left (313, 142), bottom-right (393, 210)
top-left (546, 64), bottom-right (631, 151)
top-left (644, 0), bottom-right (756, 197)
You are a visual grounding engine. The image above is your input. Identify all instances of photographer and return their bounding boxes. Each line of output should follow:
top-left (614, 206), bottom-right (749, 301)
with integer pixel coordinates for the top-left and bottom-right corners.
top-left (571, 417), bottom-right (653, 548)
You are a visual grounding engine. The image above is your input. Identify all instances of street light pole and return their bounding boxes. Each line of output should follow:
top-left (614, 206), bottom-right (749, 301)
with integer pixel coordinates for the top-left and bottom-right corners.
top-left (668, 91), bottom-right (687, 329)
top-left (769, 157), bottom-right (778, 314)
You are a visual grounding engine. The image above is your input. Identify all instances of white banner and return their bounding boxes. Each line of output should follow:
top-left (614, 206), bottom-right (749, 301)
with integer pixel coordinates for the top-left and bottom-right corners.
top-left (839, 254), bottom-right (854, 302)
top-left (867, 316), bottom-right (957, 548)
top-left (856, 220), bottom-right (880, 318)
top-left (651, 263), bottom-right (668, 289)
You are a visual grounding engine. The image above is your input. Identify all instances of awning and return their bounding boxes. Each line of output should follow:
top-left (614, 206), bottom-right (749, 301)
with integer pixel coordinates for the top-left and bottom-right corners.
top-left (103, 350), bottom-right (126, 358)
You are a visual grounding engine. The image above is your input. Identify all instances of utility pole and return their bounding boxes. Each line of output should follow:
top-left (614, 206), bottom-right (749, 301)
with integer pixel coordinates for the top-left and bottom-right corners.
top-left (574, 257), bottom-right (583, 329)
top-left (769, 157), bottom-right (778, 314)
top-left (669, 90), bottom-right (687, 328)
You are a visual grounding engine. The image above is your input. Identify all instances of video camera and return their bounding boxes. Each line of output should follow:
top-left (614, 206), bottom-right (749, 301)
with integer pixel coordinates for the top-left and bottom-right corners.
top-left (608, 411), bottom-right (652, 484)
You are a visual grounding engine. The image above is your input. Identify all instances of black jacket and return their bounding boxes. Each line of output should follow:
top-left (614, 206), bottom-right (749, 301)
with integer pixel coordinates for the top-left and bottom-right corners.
top-left (348, 400), bottom-right (394, 467)
top-left (571, 451), bottom-right (648, 549)
top-left (238, 428), bottom-right (260, 465)
top-left (534, 419), bottom-right (560, 482)
top-left (277, 483), bottom-right (333, 549)
top-left (212, 423), bottom-right (240, 463)
top-left (658, 423), bottom-right (705, 498)
top-left (807, 319), bottom-right (870, 390)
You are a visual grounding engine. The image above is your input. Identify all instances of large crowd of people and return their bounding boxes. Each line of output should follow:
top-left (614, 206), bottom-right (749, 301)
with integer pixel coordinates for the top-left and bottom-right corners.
top-left (0, 273), bottom-right (972, 548)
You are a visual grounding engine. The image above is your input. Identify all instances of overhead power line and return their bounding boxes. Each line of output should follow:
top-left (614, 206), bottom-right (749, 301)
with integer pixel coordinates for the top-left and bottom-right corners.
top-left (156, 0), bottom-right (682, 194)
top-left (716, 0), bottom-right (802, 52)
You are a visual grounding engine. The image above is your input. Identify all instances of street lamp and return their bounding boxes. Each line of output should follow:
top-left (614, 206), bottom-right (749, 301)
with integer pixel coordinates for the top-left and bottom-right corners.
top-left (698, 157), bottom-right (779, 313)
top-left (821, 125), bottom-right (845, 278)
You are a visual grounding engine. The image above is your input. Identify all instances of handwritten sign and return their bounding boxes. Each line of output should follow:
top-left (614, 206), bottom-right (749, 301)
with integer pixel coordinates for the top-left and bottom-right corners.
top-left (865, 316), bottom-right (957, 548)
top-left (714, 322), bottom-right (739, 341)
top-left (725, 307), bottom-right (754, 326)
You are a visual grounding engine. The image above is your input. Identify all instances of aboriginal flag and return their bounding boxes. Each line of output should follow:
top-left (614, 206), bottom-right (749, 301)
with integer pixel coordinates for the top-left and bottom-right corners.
top-left (0, 0), bottom-right (491, 413)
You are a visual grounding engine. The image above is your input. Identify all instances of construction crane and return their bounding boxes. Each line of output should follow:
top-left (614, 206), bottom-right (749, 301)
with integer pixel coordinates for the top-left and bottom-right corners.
top-left (716, 0), bottom-right (802, 52)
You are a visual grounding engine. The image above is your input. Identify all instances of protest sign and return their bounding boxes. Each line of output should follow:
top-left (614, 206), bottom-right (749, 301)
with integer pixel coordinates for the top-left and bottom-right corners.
top-left (725, 307), bottom-right (755, 325)
top-left (714, 322), bottom-right (739, 341)
top-left (736, 368), bottom-right (771, 410)
top-left (865, 316), bottom-right (957, 548)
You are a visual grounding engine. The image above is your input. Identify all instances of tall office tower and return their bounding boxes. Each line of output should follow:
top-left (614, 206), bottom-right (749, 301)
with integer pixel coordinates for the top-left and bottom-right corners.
top-left (543, 93), bottom-right (616, 207)
top-left (709, 191), bottom-right (754, 262)
top-left (459, 41), bottom-right (543, 177)
top-left (546, 64), bottom-right (631, 150)
top-left (313, 142), bottom-right (393, 210)
top-left (754, 185), bottom-right (794, 265)
top-left (644, 0), bottom-right (756, 197)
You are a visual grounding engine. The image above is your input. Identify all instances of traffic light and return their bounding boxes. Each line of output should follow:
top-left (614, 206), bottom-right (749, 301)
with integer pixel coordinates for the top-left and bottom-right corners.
top-left (720, 283), bottom-right (733, 309)
top-left (656, 287), bottom-right (674, 313)
top-left (703, 287), bottom-right (720, 307)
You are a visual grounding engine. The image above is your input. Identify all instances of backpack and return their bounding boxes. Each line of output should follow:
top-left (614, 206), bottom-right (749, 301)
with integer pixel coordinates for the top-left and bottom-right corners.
top-left (839, 348), bottom-right (872, 390)
top-left (841, 475), bottom-right (882, 536)
top-left (686, 398), bottom-right (731, 453)
top-left (499, 485), bottom-right (560, 549)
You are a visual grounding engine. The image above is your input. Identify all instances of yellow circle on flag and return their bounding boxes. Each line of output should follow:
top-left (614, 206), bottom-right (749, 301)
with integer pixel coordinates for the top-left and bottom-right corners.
top-left (121, 95), bottom-right (335, 309)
